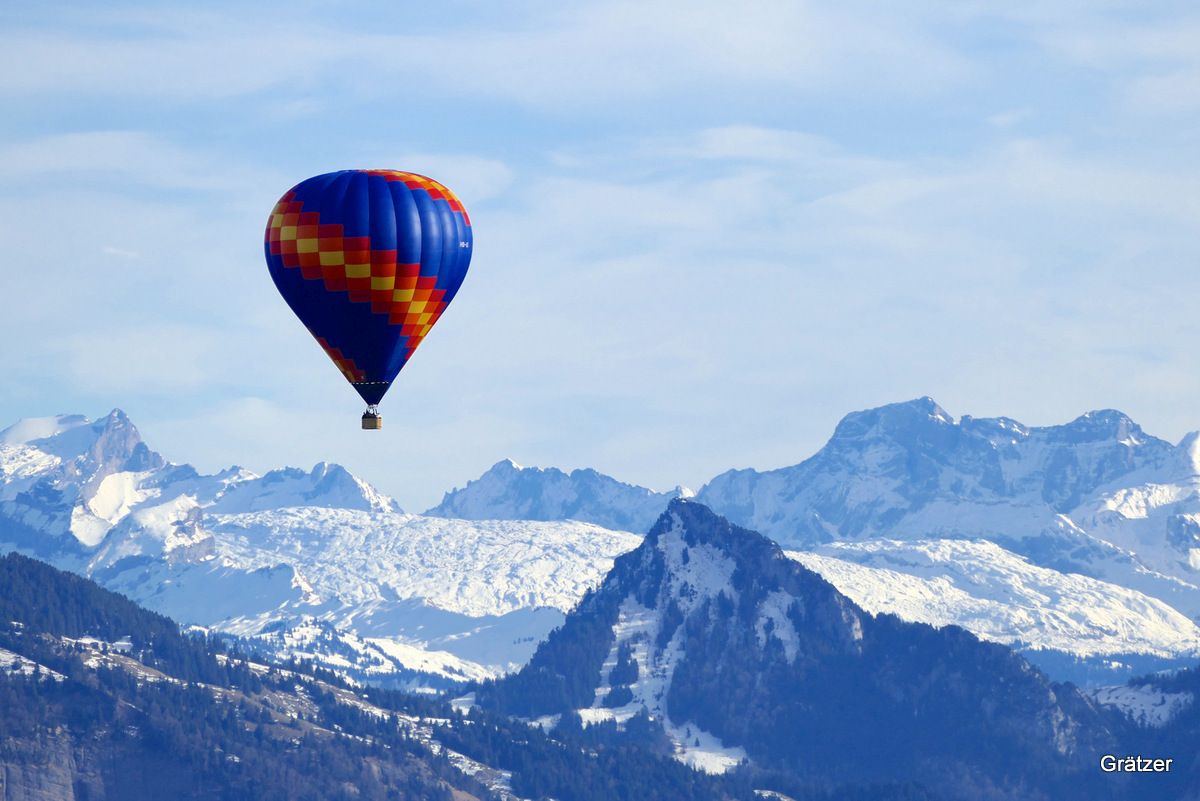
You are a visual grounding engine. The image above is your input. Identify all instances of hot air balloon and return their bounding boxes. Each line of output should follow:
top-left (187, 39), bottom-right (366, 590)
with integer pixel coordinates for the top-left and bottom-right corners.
top-left (264, 170), bottom-right (472, 429)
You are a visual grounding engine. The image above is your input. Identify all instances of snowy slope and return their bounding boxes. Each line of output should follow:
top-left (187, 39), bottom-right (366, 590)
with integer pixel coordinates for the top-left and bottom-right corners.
top-left (789, 539), bottom-right (1200, 662)
top-left (239, 617), bottom-right (496, 685)
top-left (1091, 683), bottom-right (1194, 728)
top-left (0, 645), bottom-right (66, 681)
top-left (427, 458), bottom-right (689, 533)
top-left (93, 509), bottom-right (635, 677)
top-left (0, 413), bottom-right (93, 446)
top-left (202, 508), bottom-right (636, 618)
top-left (419, 399), bottom-right (1200, 634)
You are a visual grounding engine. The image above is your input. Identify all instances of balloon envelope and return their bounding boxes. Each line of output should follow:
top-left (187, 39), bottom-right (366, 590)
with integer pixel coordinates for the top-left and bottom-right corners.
top-left (264, 170), bottom-right (472, 405)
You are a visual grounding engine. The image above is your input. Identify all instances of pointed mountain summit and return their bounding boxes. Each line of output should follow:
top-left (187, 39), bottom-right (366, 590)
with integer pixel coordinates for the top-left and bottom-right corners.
top-left (426, 458), bottom-right (687, 532)
top-left (0, 410), bottom-right (399, 550)
top-left (1, 409), bottom-right (163, 476)
top-left (480, 499), bottom-right (1120, 796)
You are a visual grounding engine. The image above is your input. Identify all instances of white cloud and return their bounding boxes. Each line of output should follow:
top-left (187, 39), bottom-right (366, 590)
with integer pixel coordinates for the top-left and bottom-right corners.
top-left (1123, 68), bottom-right (1200, 114)
top-left (0, 131), bottom-right (284, 196)
top-left (0, 25), bottom-right (335, 99)
top-left (987, 108), bottom-right (1033, 128)
top-left (52, 325), bottom-right (230, 394)
top-left (0, 2), bottom-right (974, 108)
top-left (1017, 11), bottom-right (1200, 114)
top-left (378, 154), bottom-right (515, 205)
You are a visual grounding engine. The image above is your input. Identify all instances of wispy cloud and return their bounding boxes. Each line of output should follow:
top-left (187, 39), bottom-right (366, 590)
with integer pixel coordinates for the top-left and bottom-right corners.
top-left (1019, 10), bottom-right (1200, 114)
top-left (0, 2), bottom-right (974, 109)
top-left (0, 131), bottom-right (282, 194)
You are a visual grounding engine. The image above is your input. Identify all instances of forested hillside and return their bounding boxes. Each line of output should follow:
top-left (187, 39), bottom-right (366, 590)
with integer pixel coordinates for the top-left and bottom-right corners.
top-left (0, 552), bottom-right (806, 801)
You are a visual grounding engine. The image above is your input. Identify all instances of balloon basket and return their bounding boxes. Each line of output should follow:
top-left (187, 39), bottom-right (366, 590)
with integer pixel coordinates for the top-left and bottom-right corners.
top-left (362, 408), bottom-right (382, 430)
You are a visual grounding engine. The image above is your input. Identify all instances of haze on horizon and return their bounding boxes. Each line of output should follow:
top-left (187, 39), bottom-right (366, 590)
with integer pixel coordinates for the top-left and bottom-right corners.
top-left (1, 2), bottom-right (1198, 509)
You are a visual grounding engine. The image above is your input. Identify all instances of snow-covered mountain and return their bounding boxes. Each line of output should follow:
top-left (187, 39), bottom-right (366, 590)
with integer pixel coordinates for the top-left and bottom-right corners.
top-left (6, 401), bottom-right (1200, 688)
top-left (0, 411), bottom-right (639, 682)
top-left (0, 410), bottom-right (165, 549)
top-left (0, 411), bottom-right (397, 553)
top-left (697, 397), bottom-right (1200, 621)
top-left (413, 399), bottom-right (1200, 680)
top-left (426, 458), bottom-right (690, 532)
top-left (697, 396), bottom-right (1171, 545)
top-left (482, 499), bottom-right (1122, 798)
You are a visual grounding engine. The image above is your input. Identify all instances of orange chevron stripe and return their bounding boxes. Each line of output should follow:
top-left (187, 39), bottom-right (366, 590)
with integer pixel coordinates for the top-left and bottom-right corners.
top-left (312, 335), bottom-right (366, 382)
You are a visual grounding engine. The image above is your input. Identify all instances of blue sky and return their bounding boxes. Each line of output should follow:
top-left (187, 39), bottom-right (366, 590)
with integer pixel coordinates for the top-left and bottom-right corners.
top-left (1, 2), bottom-right (1198, 509)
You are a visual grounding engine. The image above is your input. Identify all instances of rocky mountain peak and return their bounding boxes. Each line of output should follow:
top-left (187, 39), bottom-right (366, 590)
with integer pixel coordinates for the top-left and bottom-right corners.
top-left (827, 395), bottom-right (954, 444)
top-left (84, 408), bottom-right (164, 475)
top-left (4, 408), bottom-right (164, 477)
top-left (649, 498), bottom-right (785, 563)
top-left (1053, 409), bottom-right (1146, 445)
top-left (426, 459), bottom-right (683, 533)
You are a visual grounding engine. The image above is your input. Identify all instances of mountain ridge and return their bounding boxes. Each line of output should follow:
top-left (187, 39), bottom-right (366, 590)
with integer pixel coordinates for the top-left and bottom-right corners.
top-left (7, 400), bottom-right (1200, 686)
top-left (426, 457), bottom-right (691, 532)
